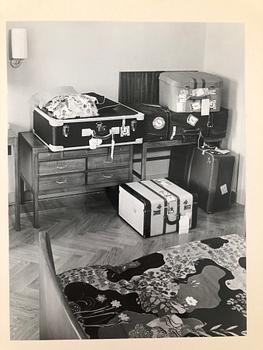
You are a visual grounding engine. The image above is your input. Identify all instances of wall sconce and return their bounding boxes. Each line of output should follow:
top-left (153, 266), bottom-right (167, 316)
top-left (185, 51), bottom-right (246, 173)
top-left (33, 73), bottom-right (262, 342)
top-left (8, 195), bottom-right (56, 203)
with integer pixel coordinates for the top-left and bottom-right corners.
top-left (10, 28), bottom-right (28, 68)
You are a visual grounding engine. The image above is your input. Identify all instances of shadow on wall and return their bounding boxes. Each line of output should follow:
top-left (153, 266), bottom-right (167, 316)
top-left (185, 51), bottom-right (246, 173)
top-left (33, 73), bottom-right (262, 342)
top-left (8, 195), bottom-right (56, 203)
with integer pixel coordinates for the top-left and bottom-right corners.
top-left (220, 76), bottom-right (244, 202)
top-left (220, 77), bottom-right (239, 146)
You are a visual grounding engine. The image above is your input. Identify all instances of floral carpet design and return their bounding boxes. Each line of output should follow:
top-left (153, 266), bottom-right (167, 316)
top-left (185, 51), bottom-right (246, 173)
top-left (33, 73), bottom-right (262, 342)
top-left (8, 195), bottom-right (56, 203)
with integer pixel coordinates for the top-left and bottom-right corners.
top-left (57, 234), bottom-right (246, 339)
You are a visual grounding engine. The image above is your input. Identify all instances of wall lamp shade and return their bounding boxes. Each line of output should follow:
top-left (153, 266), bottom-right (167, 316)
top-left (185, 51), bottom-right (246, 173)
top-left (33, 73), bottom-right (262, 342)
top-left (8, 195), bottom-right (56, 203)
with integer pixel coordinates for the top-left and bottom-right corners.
top-left (10, 28), bottom-right (28, 68)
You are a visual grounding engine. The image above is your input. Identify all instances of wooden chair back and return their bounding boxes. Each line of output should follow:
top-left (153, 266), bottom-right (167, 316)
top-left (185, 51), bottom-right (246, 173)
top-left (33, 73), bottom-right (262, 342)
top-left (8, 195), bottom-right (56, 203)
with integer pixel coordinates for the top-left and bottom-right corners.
top-left (39, 231), bottom-right (86, 339)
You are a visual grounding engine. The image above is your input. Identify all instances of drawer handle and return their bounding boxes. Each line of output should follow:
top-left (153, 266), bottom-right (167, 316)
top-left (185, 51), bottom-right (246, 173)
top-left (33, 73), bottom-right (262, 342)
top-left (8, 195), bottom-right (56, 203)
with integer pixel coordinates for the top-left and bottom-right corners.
top-left (57, 161), bottom-right (67, 170)
top-left (56, 179), bottom-right (68, 184)
top-left (102, 174), bottom-right (113, 179)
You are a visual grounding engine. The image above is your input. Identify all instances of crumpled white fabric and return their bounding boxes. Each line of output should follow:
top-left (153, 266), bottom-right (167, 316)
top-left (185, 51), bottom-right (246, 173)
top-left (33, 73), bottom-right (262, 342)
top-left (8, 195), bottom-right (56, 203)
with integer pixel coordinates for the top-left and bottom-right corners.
top-left (44, 93), bottom-right (99, 119)
top-left (30, 86), bottom-right (78, 109)
top-left (30, 86), bottom-right (99, 119)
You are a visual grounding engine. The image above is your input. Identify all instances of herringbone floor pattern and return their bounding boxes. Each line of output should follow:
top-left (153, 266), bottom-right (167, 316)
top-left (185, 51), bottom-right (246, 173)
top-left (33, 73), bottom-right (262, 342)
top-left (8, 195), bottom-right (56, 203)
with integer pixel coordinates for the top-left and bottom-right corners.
top-left (8, 191), bottom-right (245, 340)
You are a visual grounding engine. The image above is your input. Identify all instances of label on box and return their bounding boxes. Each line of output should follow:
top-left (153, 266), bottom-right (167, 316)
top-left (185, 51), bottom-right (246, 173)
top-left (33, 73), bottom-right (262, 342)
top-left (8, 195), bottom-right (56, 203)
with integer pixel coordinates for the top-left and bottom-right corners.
top-left (192, 88), bottom-right (209, 97)
top-left (187, 114), bottom-right (199, 127)
top-left (89, 138), bottom-right (102, 149)
top-left (209, 88), bottom-right (217, 95)
top-left (179, 89), bottom-right (188, 99)
top-left (111, 126), bottom-right (120, 134)
top-left (201, 98), bottom-right (210, 116)
top-left (191, 101), bottom-right (201, 111)
top-left (176, 102), bottom-right (185, 112)
top-left (82, 128), bottom-right (93, 137)
top-left (179, 98), bottom-right (187, 103)
top-left (179, 215), bottom-right (190, 235)
top-left (220, 184), bottom-right (228, 195)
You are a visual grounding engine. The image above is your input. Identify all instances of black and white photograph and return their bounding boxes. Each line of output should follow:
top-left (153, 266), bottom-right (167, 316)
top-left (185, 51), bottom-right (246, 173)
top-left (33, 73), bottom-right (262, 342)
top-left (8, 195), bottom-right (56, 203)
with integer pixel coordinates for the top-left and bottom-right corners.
top-left (5, 19), bottom-right (248, 341)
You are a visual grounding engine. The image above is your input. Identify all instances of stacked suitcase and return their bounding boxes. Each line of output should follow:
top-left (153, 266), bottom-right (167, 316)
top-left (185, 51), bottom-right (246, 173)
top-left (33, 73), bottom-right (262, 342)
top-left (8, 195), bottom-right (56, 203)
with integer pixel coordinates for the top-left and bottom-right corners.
top-left (118, 71), bottom-right (228, 143)
top-left (117, 70), bottom-right (235, 216)
top-left (158, 71), bottom-right (235, 214)
top-left (158, 71), bottom-right (227, 142)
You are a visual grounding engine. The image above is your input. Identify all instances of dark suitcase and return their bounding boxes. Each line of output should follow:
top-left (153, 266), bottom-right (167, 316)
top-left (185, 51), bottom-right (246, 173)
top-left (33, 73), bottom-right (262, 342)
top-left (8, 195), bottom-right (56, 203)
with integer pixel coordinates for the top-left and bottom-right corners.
top-left (33, 93), bottom-right (144, 152)
top-left (186, 147), bottom-right (235, 213)
top-left (123, 103), bottom-right (170, 142)
top-left (168, 108), bottom-right (228, 142)
top-left (168, 144), bottom-right (195, 187)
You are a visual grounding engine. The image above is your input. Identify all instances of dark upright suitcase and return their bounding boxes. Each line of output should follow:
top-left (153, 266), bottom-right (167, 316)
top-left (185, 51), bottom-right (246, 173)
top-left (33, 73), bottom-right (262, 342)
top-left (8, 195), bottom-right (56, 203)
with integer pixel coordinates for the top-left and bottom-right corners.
top-left (186, 148), bottom-right (235, 213)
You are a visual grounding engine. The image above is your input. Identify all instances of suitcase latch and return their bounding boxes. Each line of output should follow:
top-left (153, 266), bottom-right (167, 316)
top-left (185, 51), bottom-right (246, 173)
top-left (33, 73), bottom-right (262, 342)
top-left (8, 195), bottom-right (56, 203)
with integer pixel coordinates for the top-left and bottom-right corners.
top-left (120, 119), bottom-right (130, 137)
top-left (62, 125), bottom-right (70, 137)
top-left (131, 120), bottom-right (137, 132)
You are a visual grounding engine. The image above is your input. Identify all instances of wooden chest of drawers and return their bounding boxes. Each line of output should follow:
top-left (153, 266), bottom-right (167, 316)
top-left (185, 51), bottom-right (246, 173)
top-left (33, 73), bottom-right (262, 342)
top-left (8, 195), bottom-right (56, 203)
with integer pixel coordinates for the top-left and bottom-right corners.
top-left (17, 132), bottom-right (133, 229)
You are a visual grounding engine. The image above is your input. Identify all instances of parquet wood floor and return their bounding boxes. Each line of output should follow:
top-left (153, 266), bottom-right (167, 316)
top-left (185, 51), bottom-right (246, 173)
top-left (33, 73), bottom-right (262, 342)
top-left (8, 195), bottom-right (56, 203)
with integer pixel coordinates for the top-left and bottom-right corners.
top-left (8, 190), bottom-right (245, 340)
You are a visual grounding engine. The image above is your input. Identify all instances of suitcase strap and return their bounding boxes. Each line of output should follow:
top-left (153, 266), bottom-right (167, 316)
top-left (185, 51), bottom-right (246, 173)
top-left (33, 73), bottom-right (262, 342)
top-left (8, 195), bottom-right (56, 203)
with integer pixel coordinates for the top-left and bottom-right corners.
top-left (140, 181), bottom-right (180, 228)
top-left (151, 179), bottom-right (181, 226)
top-left (120, 184), bottom-right (152, 238)
top-left (139, 182), bottom-right (167, 235)
top-left (166, 196), bottom-right (179, 225)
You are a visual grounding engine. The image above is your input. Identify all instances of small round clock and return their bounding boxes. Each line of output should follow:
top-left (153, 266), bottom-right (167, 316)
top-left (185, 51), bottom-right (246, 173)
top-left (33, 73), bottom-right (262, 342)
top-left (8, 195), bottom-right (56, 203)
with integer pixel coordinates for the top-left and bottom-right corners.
top-left (152, 116), bottom-right (166, 130)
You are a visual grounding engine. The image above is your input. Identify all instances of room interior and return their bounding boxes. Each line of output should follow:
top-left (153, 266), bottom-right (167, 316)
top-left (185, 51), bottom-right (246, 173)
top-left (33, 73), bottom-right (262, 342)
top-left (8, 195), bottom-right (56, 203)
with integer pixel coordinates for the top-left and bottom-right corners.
top-left (7, 21), bottom-right (245, 340)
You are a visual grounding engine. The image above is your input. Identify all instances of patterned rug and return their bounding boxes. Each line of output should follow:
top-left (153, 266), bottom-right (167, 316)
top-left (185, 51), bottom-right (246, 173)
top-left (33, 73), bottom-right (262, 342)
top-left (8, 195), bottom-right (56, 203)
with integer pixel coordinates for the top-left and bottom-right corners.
top-left (57, 234), bottom-right (246, 338)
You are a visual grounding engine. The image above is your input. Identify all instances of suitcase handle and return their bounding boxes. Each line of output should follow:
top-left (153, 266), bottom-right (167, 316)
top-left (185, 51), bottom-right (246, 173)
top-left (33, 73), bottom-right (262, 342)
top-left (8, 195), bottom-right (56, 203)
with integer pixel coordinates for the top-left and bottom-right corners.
top-left (93, 131), bottom-right (112, 140)
top-left (188, 95), bottom-right (211, 100)
top-left (166, 215), bottom-right (179, 225)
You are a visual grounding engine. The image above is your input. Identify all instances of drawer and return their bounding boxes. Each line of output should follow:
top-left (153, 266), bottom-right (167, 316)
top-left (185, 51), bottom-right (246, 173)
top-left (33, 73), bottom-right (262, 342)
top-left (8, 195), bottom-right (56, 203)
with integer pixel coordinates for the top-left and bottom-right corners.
top-left (38, 145), bottom-right (131, 161)
top-left (87, 168), bottom-right (130, 185)
top-left (39, 149), bottom-right (89, 161)
top-left (88, 152), bottom-right (130, 170)
top-left (39, 159), bottom-right (86, 175)
top-left (90, 145), bottom-right (131, 155)
top-left (39, 173), bottom-right (86, 193)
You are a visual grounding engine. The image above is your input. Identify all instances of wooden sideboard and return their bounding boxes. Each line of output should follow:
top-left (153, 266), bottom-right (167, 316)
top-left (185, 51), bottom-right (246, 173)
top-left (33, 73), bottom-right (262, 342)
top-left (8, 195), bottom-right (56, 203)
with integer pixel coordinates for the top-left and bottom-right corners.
top-left (15, 132), bottom-right (222, 230)
top-left (16, 132), bottom-right (133, 230)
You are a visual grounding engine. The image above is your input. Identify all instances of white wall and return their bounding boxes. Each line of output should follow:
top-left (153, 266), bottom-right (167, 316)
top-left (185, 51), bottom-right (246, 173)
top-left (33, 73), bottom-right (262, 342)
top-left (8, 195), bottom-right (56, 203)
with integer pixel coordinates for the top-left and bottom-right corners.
top-left (203, 23), bottom-right (245, 204)
top-left (7, 21), bottom-right (206, 132)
